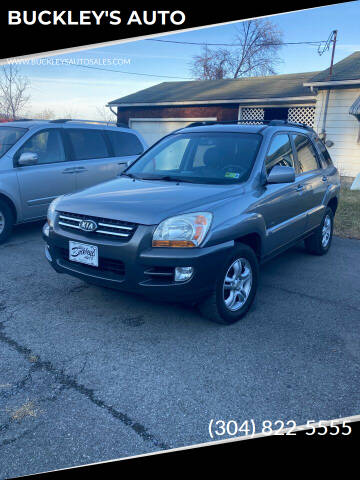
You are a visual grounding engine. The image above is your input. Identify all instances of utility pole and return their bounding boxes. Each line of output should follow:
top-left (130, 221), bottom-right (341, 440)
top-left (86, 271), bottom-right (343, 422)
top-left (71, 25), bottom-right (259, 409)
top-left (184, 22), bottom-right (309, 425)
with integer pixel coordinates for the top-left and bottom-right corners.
top-left (321, 30), bottom-right (338, 139)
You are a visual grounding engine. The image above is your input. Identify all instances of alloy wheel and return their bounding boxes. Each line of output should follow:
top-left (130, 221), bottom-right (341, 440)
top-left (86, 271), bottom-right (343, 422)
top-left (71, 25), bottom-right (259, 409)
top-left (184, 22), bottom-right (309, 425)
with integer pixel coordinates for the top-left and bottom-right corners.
top-left (223, 258), bottom-right (252, 311)
top-left (322, 214), bottom-right (332, 248)
top-left (0, 211), bottom-right (5, 235)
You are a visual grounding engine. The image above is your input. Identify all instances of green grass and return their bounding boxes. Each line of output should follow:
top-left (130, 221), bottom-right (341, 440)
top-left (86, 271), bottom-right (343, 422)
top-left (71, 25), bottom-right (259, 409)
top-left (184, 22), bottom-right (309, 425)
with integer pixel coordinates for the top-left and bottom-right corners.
top-left (334, 187), bottom-right (360, 239)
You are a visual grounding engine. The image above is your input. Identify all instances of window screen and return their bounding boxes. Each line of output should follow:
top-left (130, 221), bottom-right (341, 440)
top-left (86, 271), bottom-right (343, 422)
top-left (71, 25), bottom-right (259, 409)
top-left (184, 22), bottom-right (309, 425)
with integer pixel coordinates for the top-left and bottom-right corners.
top-left (67, 129), bottom-right (109, 160)
top-left (107, 131), bottom-right (144, 157)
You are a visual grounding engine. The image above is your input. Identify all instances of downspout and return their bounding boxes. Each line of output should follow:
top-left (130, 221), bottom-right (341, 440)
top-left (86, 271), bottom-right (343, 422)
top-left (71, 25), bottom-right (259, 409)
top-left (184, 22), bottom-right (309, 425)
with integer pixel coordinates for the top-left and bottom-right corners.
top-left (109, 105), bottom-right (118, 124)
top-left (321, 89), bottom-right (331, 139)
top-left (320, 30), bottom-right (337, 140)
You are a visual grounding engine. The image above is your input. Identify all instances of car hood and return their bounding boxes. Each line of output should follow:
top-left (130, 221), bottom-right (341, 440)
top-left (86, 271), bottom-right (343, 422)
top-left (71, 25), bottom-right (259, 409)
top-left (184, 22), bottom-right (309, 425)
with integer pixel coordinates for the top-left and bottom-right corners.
top-left (57, 177), bottom-right (244, 225)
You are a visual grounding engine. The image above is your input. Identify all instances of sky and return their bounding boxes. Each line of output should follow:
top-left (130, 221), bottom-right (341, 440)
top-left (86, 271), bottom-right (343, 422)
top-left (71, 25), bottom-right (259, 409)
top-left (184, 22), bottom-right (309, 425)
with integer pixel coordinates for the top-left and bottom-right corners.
top-left (10, 1), bottom-right (360, 119)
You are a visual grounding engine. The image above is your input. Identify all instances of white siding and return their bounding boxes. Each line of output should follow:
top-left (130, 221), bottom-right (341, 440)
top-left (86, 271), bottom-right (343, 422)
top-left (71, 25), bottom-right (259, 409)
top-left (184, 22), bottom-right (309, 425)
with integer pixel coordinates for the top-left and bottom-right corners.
top-left (314, 88), bottom-right (360, 177)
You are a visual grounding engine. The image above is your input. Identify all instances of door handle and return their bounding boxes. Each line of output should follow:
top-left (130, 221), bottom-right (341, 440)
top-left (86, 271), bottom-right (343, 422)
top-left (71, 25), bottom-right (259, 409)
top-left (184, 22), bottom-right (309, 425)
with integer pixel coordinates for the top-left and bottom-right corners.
top-left (75, 167), bottom-right (88, 172)
top-left (296, 184), bottom-right (305, 191)
top-left (62, 168), bottom-right (76, 174)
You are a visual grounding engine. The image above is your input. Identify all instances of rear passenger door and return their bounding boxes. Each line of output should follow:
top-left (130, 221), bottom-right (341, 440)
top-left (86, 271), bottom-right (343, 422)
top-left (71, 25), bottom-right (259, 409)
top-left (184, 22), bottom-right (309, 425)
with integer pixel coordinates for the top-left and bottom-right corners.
top-left (291, 133), bottom-right (327, 231)
top-left (64, 128), bottom-right (118, 191)
top-left (257, 133), bottom-right (308, 253)
top-left (105, 130), bottom-right (145, 172)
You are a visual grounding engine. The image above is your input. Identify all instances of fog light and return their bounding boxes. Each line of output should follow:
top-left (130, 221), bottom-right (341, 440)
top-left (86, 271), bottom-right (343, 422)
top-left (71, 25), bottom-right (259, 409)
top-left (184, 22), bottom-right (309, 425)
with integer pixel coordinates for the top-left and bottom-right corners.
top-left (45, 245), bottom-right (52, 262)
top-left (174, 266), bottom-right (193, 282)
top-left (43, 223), bottom-right (50, 237)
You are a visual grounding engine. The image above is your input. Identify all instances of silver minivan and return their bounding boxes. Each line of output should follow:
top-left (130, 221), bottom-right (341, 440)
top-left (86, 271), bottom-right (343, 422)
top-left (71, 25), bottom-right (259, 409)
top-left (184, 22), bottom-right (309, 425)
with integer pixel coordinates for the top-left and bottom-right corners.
top-left (0, 119), bottom-right (147, 243)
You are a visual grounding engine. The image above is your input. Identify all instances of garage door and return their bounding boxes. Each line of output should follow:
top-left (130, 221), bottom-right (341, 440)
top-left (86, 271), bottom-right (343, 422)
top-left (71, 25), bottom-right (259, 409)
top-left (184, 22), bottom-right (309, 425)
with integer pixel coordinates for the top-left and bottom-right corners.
top-left (129, 118), bottom-right (217, 146)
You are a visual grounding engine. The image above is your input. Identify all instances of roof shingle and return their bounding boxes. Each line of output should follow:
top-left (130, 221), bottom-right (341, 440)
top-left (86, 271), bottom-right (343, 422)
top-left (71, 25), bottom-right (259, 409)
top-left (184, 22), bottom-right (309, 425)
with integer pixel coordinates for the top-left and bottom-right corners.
top-left (108, 72), bottom-right (317, 105)
top-left (309, 51), bottom-right (360, 82)
top-left (108, 52), bottom-right (360, 106)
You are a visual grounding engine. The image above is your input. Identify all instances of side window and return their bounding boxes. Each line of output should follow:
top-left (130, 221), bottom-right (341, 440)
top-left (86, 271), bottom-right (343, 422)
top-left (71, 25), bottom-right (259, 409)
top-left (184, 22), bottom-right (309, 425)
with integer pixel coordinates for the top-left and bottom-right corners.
top-left (313, 136), bottom-right (333, 167)
top-left (67, 129), bottom-right (109, 160)
top-left (292, 134), bottom-right (320, 173)
top-left (107, 131), bottom-right (144, 157)
top-left (17, 129), bottom-right (65, 165)
top-left (266, 134), bottom-right (294, 174)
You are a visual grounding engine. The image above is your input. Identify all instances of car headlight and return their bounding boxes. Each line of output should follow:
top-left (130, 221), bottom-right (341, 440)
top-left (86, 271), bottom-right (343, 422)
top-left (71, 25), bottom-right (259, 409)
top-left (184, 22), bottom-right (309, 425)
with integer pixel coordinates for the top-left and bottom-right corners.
top-left (47, 196), bottom-right (62, 228)
top-left (153, 212), bottom-right (213, 248)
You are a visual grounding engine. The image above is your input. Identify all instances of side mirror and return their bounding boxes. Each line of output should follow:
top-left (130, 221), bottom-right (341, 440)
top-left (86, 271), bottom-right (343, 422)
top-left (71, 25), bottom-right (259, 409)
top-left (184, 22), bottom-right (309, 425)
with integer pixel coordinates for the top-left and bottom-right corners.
top-left (325, 140), bottom-right (334, 148)
top-left (18, 152), bottom-right (39, 166)
top-left (267, 165), bottom-right (295, 184)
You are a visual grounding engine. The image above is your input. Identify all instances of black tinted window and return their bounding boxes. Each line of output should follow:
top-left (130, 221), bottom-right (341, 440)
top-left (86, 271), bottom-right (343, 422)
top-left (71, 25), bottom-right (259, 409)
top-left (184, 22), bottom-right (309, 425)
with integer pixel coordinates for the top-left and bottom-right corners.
top-left (67, 129), bottom-right (109, 160)
top-left (292, 134), bottom-right (319, 173)
top-left (313, 137), bottom-right (333, 167)
top-left (107, 131), bottom-right (143, 156)
top-left (17, 129), bottom-right (65, 165)
top-left (266, 134), bottom-right (294, 173)
top-left (0, 126), bottom-right (27, 158)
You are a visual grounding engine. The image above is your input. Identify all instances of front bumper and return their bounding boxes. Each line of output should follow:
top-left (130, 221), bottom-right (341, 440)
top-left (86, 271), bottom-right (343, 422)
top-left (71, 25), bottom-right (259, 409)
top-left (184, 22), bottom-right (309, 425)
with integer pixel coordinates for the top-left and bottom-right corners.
top-left (43, 222), bottom-right (233, 303)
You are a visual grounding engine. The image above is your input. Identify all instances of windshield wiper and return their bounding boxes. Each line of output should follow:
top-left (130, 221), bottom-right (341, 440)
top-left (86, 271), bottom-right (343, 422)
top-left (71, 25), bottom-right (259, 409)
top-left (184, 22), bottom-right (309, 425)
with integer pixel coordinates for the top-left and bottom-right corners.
top-left (138, 175), bottom-right (196, 183)
top-left (120, 172), bottom-right (137, 179)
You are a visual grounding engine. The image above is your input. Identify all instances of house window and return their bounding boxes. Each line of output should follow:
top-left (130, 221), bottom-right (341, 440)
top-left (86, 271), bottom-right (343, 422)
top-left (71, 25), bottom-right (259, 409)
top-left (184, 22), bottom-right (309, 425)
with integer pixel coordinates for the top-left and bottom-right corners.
top-left (349, 96), bottom-right (360, 143)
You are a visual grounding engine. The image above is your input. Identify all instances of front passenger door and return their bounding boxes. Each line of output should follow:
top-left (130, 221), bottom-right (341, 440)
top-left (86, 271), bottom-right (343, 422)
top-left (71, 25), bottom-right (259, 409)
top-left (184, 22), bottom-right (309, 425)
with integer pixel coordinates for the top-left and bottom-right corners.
top-left (15, 128), bottom-right (77, 220)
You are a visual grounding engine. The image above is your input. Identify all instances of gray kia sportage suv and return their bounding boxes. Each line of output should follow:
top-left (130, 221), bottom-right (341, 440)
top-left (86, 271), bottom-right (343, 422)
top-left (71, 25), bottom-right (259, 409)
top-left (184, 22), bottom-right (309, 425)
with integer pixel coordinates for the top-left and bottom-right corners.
top-left (43, 120), bottom-right (340, 325)
top-left (0, 119), bottom-right (147, 243)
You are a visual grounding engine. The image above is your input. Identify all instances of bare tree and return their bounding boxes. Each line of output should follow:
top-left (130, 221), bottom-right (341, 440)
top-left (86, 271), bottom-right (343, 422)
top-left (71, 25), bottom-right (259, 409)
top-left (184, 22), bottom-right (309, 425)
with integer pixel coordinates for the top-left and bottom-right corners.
top-left (61, 108), bottom-right (77, 119)
top-left (33, 108), bottom-right (55, 120)
top-left (191, 19), bottom-right (283, 80)
top-left (96, 106), bottom-right (116, 123)
top-left (0, 64), bottom-right (30, 119)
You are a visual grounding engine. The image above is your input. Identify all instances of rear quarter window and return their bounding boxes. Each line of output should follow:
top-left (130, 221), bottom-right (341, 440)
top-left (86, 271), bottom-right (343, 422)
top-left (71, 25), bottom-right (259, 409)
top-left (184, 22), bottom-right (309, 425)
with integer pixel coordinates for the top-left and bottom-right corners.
top-left (313, 137), bottom-right (333, 167)
top-left (107, 131), bottom-right (144, 157)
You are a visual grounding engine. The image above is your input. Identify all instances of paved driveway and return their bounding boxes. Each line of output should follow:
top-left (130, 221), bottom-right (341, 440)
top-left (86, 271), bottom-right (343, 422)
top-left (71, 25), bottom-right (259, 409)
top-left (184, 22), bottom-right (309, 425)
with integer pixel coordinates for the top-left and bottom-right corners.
top-left (1, 222), bottom-right (360, 478)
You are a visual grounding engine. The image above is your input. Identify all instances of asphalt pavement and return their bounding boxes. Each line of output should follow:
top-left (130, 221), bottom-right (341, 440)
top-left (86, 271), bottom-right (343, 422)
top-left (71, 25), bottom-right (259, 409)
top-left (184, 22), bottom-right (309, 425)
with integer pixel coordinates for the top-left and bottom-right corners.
top-left (1, 221), bottom-right (359, 478)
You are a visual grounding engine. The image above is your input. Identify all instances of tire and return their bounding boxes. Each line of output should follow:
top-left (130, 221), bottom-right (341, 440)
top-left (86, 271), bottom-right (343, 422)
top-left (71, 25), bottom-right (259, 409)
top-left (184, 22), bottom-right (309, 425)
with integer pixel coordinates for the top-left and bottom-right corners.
top-left (304, 207), bottom-right (334, 256)
top-left (0, 199), bottom-right (14, 245)
top-left (198, 243), bottom-right (258, 325)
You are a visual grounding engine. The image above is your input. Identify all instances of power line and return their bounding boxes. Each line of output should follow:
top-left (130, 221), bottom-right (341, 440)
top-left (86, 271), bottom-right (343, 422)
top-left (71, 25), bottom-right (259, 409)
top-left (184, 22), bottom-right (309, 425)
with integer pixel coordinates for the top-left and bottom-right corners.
top-left (147, 38), bottom-right (328, 47)
top-left (61, 61), bottom-right (194, 80)
top-left (60, 35), bottom-right (334, 80)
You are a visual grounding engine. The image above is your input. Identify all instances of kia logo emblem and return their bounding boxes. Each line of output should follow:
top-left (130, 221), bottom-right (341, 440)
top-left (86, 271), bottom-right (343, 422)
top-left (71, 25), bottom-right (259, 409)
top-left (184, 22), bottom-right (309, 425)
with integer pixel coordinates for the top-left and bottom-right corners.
top-left (79, 220), bottom-right (97, 232)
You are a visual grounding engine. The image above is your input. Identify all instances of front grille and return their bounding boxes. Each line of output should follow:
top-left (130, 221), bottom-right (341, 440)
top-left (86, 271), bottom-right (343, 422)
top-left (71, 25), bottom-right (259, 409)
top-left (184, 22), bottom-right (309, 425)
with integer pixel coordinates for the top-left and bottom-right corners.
top-left (59, 248), bottom-right (125, 277)
top-left (57, 211), bottom-right (137, 241)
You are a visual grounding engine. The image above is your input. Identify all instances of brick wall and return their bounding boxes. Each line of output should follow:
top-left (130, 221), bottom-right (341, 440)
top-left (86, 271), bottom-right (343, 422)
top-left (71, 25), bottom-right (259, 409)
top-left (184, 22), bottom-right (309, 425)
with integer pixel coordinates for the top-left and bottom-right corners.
top-left (117, 104), bottom-right (239, 125)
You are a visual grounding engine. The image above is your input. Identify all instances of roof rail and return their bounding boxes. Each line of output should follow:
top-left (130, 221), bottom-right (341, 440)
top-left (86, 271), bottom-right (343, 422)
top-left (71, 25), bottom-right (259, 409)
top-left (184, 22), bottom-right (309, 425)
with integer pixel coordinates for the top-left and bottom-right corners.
top-left (50, 118), bottom-right (119, 126)
top-left (184, 119), bottom-right (315, 132)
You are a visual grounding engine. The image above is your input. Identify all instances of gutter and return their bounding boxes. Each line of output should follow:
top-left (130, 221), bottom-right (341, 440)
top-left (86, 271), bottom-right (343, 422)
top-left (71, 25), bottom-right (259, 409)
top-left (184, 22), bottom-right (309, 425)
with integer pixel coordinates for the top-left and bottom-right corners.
top-left (304, 79), bottom-right (360, 87)
top-left (107, 96), bottom-right (316, 108)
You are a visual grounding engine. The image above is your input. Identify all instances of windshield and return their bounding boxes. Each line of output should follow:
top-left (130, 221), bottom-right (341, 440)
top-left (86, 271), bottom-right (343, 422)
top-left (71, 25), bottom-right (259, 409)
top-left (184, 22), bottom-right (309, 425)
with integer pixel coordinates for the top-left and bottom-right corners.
top-left (0, 126), bottom-right (28, 158)
top-left (127, 132), bottom-right (262, 184)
